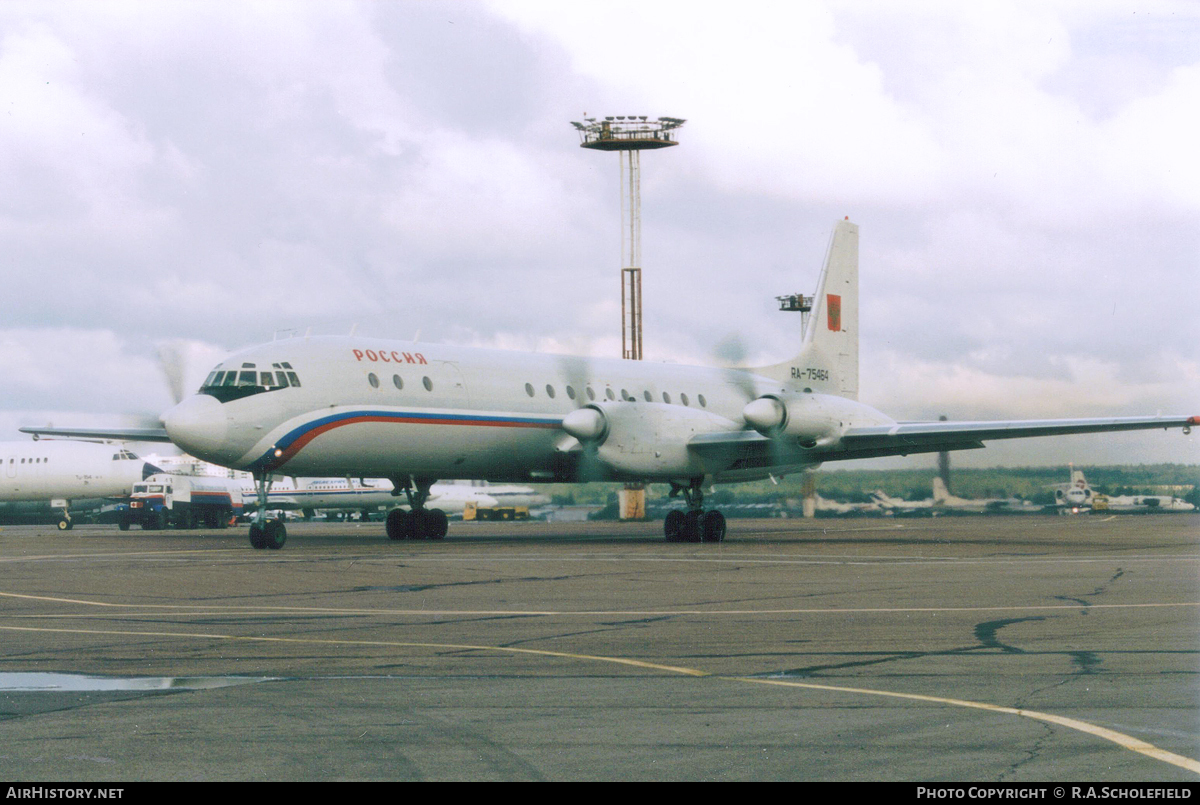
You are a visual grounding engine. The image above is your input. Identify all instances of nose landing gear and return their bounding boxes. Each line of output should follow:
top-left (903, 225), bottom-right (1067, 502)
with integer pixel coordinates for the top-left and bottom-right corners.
top-left (248, 472), bottom-right (286, 550)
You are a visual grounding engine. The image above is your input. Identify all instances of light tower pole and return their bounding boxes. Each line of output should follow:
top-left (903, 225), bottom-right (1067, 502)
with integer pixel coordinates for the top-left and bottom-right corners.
top-left (571, 115), bottom-right (686, 360)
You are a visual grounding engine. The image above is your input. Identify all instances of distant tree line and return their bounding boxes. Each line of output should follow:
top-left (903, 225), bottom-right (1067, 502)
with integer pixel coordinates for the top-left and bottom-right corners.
top-left (538, 464), bottom-right (1200, 507)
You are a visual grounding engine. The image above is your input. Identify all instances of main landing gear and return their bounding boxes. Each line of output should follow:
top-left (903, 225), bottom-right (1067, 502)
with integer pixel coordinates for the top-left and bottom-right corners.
top-left (664, 479), bottom-right (726, 543)
top-left (385, 476), bottom-right (448, 541)
top-left (248, 471), bottom-right (286, 550)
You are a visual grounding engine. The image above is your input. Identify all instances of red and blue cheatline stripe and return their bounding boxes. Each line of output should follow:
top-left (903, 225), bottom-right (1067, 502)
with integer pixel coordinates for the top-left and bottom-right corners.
top-left (248, 409), bottom-right (562, 472)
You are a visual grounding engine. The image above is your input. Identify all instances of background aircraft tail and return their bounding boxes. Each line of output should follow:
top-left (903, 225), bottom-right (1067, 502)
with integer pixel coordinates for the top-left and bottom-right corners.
top-left (752, 218), bottom-right (859, 399)
top-left (1071, 467), bottom-right (1089, 490)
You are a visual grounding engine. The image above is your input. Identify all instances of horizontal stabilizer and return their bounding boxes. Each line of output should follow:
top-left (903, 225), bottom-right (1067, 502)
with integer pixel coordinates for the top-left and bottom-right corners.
top-left (19, 426), bottom-right (174, 443)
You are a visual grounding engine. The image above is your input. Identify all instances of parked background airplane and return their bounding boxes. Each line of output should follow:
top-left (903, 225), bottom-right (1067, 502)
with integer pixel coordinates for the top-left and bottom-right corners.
top-left (806, 492), bottom-right (881, 516)
top-left (0, 439), bottom-right (162, 529)
top-left (1096, 493), bottom-right (1196, 513)
top-left (1052, 464), bottom-right (1095, 510)
top-left (869, 488), bottom-right (935, 515)
top-left (239, 477), bottom-right (549, 521)
top-left (1048, 466), bottom-right (1196, 513)
top-left (930, 477), bottom-right (1042, 514)
top-left (25, 219), bottom-right (1196, 549)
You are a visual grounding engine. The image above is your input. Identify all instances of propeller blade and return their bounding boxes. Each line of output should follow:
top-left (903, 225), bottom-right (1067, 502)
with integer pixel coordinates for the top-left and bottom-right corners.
top-left (714, 334), bottom-right (760, 405)
top-left (156, 340), bottom-right (190, 406)
top-left (554, 352), bottom-right (609, 481)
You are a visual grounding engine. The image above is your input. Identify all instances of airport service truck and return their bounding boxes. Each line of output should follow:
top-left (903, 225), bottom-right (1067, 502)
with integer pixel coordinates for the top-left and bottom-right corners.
top-left (119, 473), bottom-right (244, 530)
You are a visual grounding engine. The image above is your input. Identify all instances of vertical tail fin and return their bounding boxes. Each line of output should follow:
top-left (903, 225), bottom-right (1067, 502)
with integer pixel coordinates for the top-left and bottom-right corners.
top-left (753, 218), bottom-right (859, 399)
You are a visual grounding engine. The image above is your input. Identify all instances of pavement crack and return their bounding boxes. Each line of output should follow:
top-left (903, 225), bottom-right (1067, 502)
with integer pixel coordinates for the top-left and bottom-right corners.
top-left (973, 617), bottom-right (1044, 654)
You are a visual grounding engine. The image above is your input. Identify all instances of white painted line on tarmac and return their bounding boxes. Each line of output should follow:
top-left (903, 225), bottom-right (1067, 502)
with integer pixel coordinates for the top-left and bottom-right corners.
top-left (3, 589), bottom-right (1199, 619)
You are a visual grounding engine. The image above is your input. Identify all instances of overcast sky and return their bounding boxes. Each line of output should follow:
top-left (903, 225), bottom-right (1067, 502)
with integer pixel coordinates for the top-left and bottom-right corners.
top-left (1, 0), bottom-right (1196, 470)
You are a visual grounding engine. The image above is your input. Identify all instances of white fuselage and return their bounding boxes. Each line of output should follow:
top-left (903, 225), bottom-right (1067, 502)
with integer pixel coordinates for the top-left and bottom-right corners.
top-left (1102, 495), bottom-right (1195, 512)
top-left (242, 477), bottom-right (550, 514)
top-left (164, 336), bottom-right (895, 484)
top-left (0, 440), bottom-right (151, 506)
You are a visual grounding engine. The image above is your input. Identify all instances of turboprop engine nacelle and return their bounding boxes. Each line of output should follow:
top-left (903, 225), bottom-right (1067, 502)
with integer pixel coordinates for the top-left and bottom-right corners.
top-left (561, 402), bottom-right (742, 478)
top-left (742, 393), bottom-right (892, 447)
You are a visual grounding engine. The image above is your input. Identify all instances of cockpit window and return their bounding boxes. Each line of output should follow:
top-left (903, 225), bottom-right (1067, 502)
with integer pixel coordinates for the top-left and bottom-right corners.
top-left (199, 361), bottom-right (304, 403)
top-left (111, 449), bottom-right (138, 461)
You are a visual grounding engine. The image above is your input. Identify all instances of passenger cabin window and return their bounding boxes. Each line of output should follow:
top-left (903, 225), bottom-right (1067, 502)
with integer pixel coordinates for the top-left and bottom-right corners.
top-left (199, 361), bottom-right (304, 403)
top-left (368, 373), bottom-right (379, 388)
top-left (393, 375), bottom-right (403, 390)
top-left (545, 385), bottom-right (556, 399)
top-left (423, 376), bottom-right (433, 391)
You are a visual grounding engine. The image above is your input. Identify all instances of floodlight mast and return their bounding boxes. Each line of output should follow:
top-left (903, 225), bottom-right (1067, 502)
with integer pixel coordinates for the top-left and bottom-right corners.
top-left (572, 116), bottom-right (686, 360)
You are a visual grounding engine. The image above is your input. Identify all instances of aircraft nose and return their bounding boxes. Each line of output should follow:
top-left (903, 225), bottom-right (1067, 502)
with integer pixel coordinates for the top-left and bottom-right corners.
top-left (163, 394), bottom-right (228, 460)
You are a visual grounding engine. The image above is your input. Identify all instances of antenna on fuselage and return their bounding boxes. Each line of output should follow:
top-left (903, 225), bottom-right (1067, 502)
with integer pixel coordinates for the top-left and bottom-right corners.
top-left (349, 323), bottom-right (358, 336)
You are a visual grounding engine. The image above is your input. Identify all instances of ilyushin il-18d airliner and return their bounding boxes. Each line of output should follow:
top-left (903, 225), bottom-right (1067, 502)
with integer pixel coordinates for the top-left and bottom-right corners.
top-left (26, 219), bottom-right (1196, 549)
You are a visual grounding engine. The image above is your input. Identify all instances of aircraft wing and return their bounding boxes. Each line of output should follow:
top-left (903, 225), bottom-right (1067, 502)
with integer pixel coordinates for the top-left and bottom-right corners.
top-left (18, 426), bottom-right (173, 443)
top-left (832, 415), bottom-right (1196, 460)
top-left (691, 415), bottom-right (1196, 468)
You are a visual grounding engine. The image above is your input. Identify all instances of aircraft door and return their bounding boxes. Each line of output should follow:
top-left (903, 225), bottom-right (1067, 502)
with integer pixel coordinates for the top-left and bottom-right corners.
top-left (437, 361), bottom-right (470, 407)
top-left (6, 457), bottom-right (15, 479)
